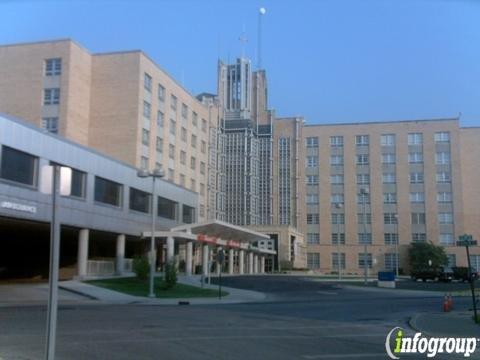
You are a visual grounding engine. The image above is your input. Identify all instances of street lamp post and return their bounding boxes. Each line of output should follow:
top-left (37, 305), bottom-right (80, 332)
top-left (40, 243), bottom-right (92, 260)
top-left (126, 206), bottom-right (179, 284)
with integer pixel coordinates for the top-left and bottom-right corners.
top-left (138, 168), bottom-right (165, 298)
top-left (394, 213), bottom-right (399, 277)
top-left (335, 202), bottom-right (343, 280)
top-left (360, 187), bottom-right (369, 285)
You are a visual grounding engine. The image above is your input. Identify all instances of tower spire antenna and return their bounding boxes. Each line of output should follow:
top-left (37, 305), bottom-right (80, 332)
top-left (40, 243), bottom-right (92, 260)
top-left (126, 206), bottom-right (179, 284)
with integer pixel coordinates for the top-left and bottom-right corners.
top-left (257, 6), bottom-right (266, 69)
top-left (239, 25), bottom-right (248, 59)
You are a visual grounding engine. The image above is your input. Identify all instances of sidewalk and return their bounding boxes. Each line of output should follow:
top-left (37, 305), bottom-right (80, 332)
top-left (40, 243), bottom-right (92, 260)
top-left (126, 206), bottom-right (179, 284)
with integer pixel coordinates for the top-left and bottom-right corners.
top-left (410, 311), bottom-right (480, 337)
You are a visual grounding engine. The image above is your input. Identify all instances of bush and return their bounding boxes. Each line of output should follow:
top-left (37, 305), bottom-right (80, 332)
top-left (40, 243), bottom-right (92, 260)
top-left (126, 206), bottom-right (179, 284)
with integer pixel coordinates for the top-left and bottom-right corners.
top-left (408, 242), bottom-right (448, 273)
top-left (132, 256), bottom-right (149, 281)
top-left (279, 260), bottom-right (293, 271)
top-left (163, 261), bottom-right (177, 289)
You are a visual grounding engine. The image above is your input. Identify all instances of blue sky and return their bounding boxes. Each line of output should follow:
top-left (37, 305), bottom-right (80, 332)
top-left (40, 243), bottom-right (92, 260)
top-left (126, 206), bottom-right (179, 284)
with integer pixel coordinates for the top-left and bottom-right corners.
top-left (1, 0), bottom-right (479, 126)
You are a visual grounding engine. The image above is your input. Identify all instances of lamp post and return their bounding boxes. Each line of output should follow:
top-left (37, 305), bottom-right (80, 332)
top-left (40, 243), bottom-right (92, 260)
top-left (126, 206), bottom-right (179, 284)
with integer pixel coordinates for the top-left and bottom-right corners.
top-left (360, 187), bottom-right (369, 285)
top-left (335, 202), bottom-right (343, 280)
top-left (394, 213), bottom-right (399, 277)
top-left (138, 167), bottom-right (165, 298)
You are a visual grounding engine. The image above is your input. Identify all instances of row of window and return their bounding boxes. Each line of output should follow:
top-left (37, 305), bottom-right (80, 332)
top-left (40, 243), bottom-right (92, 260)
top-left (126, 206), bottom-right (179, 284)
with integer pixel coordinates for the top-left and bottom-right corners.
top-left (307, 232), bottom-right (455, 245)
top-left (306, 171), bottom-right (452, 185)
top-left (306, 191), bottom-right (453, 205)
top-left (305, 132), bottom-right (450, 148)
top-left (307, 212), bottom-right (453, 225)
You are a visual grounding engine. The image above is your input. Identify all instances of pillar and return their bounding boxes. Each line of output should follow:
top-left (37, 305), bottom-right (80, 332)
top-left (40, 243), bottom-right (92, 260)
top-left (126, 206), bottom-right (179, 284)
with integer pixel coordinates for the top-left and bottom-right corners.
top-left (239, 249), bottom-right (245, 275)
top-left (115, 234), bottom-right (125, 275)
top-left (228, 248), bottom-right (234, 275)
top-left (186, 241), bottom-right (193, 275)
top-left (77, 229), bottom-right (89, 278)
top-left (254, 254), bottom-right (259, 274)
top-left (167, 236), bottom-right (175, 263)
top-left (248, 252), bottom-right (254, 274)
top-left (260, 256), bottom-right (265, 274)
top-left (202, 244), bottom-right (209, 276)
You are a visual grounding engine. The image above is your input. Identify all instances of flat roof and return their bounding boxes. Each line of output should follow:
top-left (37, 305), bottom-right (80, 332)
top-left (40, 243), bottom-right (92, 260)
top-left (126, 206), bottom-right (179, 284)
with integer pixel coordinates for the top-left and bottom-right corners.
top-left (303, 117), bottom-right (460, 127)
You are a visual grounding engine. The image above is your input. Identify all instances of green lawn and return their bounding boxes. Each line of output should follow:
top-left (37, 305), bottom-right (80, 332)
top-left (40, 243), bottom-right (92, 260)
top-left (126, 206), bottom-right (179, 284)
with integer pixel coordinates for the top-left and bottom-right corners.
top-left (86, 277), bottom-right (228, 298)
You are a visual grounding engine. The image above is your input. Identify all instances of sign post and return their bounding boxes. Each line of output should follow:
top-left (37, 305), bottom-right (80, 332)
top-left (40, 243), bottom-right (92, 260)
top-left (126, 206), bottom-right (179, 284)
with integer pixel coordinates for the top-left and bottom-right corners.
top-left (217, 248), bottom-right (225, 300)
top-left (457, 234), bottom-right (478, 323)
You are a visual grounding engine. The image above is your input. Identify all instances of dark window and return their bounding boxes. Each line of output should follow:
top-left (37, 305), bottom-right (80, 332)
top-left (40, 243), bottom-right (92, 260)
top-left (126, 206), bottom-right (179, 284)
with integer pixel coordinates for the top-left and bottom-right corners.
top-left (182, 205), bottom-right (195, 224)
top-left (70, 168), bottom-right (86, 198)
top-left (94, 176), bottom-right (122, 207)
top-left (0, 146), bottom-right (37, 186)
top-left (158, 196), bottom-right (177, 220)
top-left (129, 187), bottom-right (151, 213)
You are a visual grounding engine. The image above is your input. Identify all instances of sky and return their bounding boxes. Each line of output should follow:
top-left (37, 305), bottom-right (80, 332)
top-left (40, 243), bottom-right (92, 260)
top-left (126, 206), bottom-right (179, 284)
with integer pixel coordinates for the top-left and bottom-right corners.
top-left (1, 0), bottom-right (479, 126)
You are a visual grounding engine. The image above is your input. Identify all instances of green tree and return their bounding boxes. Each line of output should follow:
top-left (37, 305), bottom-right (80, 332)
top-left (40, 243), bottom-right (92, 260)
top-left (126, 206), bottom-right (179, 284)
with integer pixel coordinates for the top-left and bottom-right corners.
top-left (408, 242), bottom-right (448, 271)
top-left (132, 256), bottom-right (149, 281)
top-left (163, 261), bottom-right (177, 289)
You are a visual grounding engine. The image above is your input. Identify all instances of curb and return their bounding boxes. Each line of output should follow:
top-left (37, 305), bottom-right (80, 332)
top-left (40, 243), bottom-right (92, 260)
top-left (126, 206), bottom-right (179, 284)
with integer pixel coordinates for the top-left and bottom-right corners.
top-left (59, 285), bottom-right (98, 300)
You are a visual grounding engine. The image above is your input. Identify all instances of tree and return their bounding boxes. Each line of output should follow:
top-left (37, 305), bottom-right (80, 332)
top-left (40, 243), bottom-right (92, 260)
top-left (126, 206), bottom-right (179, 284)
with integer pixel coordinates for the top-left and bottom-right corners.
top-left (408, 242), bottom-right (448, 271)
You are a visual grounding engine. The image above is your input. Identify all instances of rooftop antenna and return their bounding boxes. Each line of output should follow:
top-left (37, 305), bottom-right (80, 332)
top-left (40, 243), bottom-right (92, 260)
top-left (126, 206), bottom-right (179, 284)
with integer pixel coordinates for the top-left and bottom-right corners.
top-left (257, 7), bottom-right (266, 69)
top-left (239, 24), bottom-right (248, 58)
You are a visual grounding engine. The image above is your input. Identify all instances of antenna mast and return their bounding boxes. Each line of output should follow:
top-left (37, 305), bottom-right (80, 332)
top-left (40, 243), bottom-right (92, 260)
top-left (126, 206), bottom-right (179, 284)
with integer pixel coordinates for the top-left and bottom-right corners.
top-left (258, 7), bottom-right (266, 69)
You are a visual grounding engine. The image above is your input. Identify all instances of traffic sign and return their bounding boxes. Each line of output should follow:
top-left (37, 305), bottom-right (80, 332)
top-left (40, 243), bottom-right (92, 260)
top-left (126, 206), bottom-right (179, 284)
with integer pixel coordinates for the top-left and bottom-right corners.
top-left (457, 234), bottom-right (477, 247)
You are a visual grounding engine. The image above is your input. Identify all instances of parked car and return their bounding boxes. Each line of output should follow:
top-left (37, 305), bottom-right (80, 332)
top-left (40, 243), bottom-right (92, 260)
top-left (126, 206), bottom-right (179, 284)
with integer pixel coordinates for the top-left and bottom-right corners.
top-left (411, 266), bottom-right (454, 282)
top-left (452, 267), bottom-right (479, 282)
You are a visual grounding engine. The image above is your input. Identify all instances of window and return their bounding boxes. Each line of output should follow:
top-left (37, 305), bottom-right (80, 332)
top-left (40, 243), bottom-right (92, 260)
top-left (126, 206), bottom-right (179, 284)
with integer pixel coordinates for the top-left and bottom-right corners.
top-left (142, 129), bottom-right (149, 146)
top-left (437, 192), bottom-right (452, 203)
top-left (94, 177), bottom-right (122, 207)
top-left (447, 254), bottom-right (456, 267)
top-left (156, 137), bottom-right (163, 152)
top-left (157, 111), bottom-right (164, 128)
top-left (190, 178), bottom-right (196, 192)
top-left (200, 161), bottom-right (206, 175)
top-left (180, 151), bottom-right (186, 165)
top-left (383, 193), bottom-right (397, 204)
top-left (129, 187), bottom-right (151, 213)
top-left (144, 73), bottom-right (152, 92)
top-left (168, 168), bottom-right (174, 181)
top-left (332, 253), bottom-right (346, 270)
top-left (408, 152), bottom-right (423, 164)
top-left (307, 233), bottom-right (320, 245)
top-left (201, 140), bottom-right (207, 154)
top-left (142, 101), bottom-right (151, 118)
top-left (384, 233), bottom-right (399, 245)
top-left (469, 255), bottom-right (480, 272)
top-left (435, 132), bottom-right (450, 143)
top-left (438, 212), bottom-right (453, 224)
top-left (439, 233), bottom-right (454, 246)
top-left (190, 157), bottom-right (196, 170)
top-left (0, 146), bottom-right (37, 186)
top-left (306, 175), bottom-right (319, 185)
top-left (357, 174), bottom-right (370, 185)
top-left (330, 155), bottom-right (344, 165)
top-left (356, 135), bottom-right (369, 146)
top-left (384, 213), bottom-right (398, 224)
top-left (192, 112), bottom-right (198, 126)
top-left (409, 192), bottom-right (425, 203)
top-left (140, 156), bottom-right (148, 170)
top-left (307, 213), bottom-right (320, 224)
top-left (191, 134), bottom-right (197, 148)
top-left (435, 152), bottom-right (451, 165)
top-left (307, 253), bottom-right (320, 269)
top-left (383, 173), bottom-right (396, 184)
top-left (183, 205), bottom-right (195, 224)
top-left (158, 196), bottom-right (177, 220)
top-left (408, 133), bottom-right (423, 145)
top-left (412, 233), bottom-right (427, 242)
top-left (201, 118), bottom-right (207, 132)
top-left (306, 137), bottom-right (319, 147)
top-left (357, 192), bottom-right (370, 204)
top-left (331, 193), bottom-right (344, 205)
top-left (382, 153), bottom-right (396, 164)
top-left (179, 174), bottom-right (185, 186)
top-left (158, 84), bottom-right (165, 101)
top-left (45, 58), bottom-right (61, 76)
top-left (330, 136), bottom-right (343, 146)
top-left (411, 213), bottom-right (426, 225)
top-left (358, 253), bottom-right (373, 268)
top-left (181, 127), bottom-right (187, 142)
top-left (199, 205), bottom-right (205, 217)
top-left (384, 253), bottom-right (397, 271)
top-left (200, 183), bottom-right (205, 196)
top-left (306, 194), bottom-right (319, 204)
top-left (306, 156), bottom-right (318, 167)
top-left (410, 172), bottom-right (424, 184)
top-left (43, 88), bottom-right (60, 105)
top-left (168, 144), bottom-right (175, 159)
top-left (332, 233), bottom-right (345, 245)
top-left (331, 213), bottom-right (345, 225)
top-left (169, 119), bottom-right (176, 136)
top-left (181, 104), bottom-right (188, 119)
top-left (331, 174), bottom-right (344, 184)
top-left (69, 168), bottom-right (86, 198)
top-left (41, 117), bottom-right (58, 134)
top-left (170, 95), bottom-right (177, 111)
top-left (436, 171), bottom-right (451, 183)
top-left (357, 213), bottom-right (371, 224)
top-left (356, 154), bottom-right (369, 165)
top-left (381, 134), bottom-right (396, 146)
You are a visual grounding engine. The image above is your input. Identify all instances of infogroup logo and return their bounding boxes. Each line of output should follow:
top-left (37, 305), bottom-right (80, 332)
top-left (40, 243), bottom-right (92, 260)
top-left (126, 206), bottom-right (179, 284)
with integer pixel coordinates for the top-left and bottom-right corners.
top-left (385, 327), bottom-right (479, 359)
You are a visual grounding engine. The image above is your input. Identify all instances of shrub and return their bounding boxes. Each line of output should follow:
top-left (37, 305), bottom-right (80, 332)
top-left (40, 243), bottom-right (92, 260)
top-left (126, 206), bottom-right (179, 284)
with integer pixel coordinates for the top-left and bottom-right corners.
top-left (408, 241), bottom-right (448, 272)
top-left (132, 256), bottom-right (149, 281)
top-left (279, 260), bottom-right (293, 271)
top-left (163, 261), bottom-right (177, 289)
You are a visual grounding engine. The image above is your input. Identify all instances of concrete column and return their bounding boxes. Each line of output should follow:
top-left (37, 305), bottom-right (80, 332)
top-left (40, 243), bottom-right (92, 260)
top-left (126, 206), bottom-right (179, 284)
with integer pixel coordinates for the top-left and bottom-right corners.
top-left (77, 229), bottom-right (89, 278)
top-left (202, 244), bottom-right (209, 276)
top-left (254, 254), bottom-right (259, 274)
top-left (115, 234), bottom-right (126, 275)
top-left (228, 248), bottom-right (234, 275)
top-left (166, 236), bottom-right (175, 263)
top-left (260, 256), bottom-right (265, 274)
top-left (185, 241), bottom-right (193, 275)
top-left (239, 249), bottom-right (245, 275)
top-left (248, 252), bottom-right (254, 274)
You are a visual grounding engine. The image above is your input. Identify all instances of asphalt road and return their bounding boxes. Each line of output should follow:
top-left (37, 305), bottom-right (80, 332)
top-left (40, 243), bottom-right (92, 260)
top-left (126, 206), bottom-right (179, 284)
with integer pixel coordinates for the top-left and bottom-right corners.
top-left (0, 276), bottom-right (473, 360)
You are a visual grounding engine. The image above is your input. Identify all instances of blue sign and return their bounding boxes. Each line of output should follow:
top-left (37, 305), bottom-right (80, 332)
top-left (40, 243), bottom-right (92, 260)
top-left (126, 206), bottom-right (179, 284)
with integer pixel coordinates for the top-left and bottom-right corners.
top-left (378, 271), bottom-right (395, 281)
